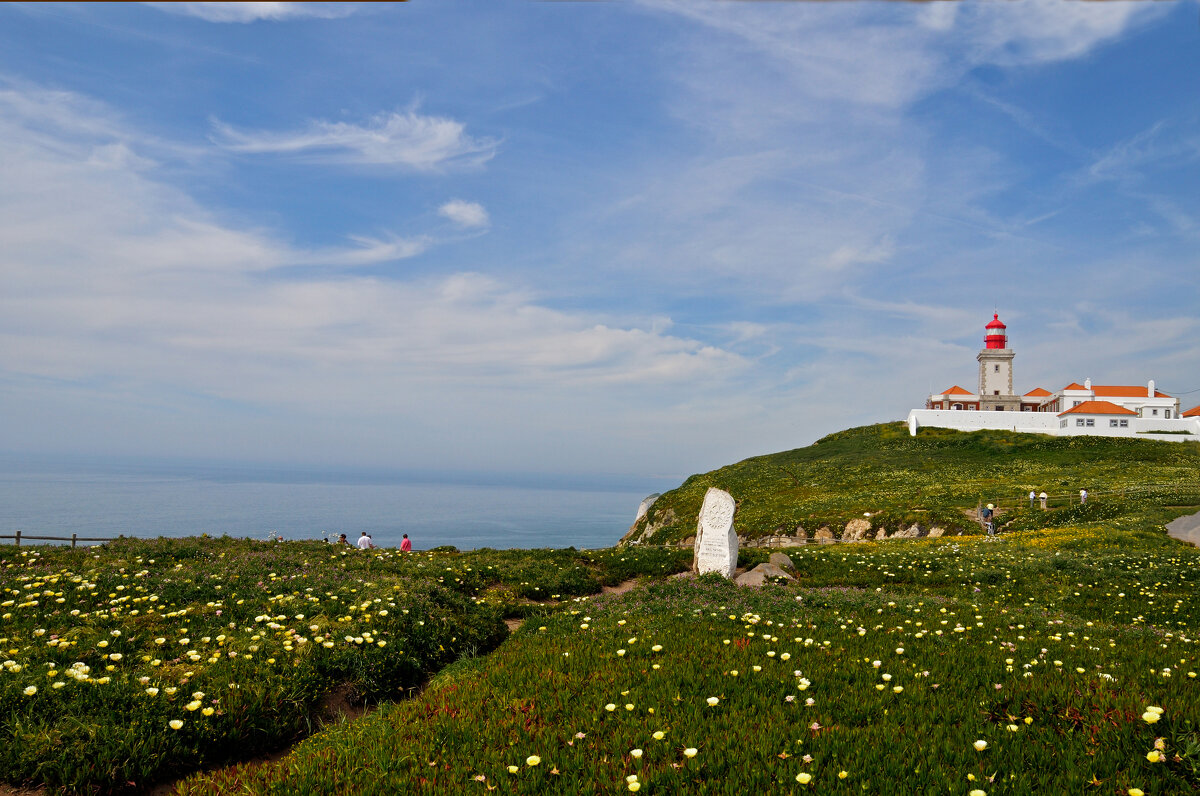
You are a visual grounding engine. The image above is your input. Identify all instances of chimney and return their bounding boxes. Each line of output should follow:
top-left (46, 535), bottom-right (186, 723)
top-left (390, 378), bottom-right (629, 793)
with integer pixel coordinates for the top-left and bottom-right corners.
top-left (1148, 379), bottom-right (1155, 398)
top-left (1084, 378), bottom-right (1091, 391)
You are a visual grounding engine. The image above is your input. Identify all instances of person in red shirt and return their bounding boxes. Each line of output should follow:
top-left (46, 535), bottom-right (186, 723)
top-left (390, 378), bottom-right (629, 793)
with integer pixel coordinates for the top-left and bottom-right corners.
top-left (400, 533), bottom-right (412, 552)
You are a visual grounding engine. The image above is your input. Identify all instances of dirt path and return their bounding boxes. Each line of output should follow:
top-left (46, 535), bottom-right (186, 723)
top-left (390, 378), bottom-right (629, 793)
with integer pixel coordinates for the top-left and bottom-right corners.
top-left (1166, 510), bottom-right (1200, 546)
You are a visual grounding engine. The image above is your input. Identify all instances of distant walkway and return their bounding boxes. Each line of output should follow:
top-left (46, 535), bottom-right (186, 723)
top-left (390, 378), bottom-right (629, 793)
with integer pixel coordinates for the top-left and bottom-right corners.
top-left (1166, 510), bottom-right (1200, 547)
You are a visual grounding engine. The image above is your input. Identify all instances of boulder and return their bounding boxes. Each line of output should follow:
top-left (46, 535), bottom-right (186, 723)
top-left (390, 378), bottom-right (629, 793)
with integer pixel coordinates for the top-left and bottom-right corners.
top-left (843, 518), bottom-right (872, 541)
top-left (815, 527), bottom-right (835, 543)
top-left (768, 552), bottom-right (795, 571)
top-left (874, 528), bottom-right (888, 540)
top-left (735, 562), bottom-right (794, 587)
top-left (895, 523), bottom-right (922, 539)
top-left (927, 527), bottom-right (945, 538)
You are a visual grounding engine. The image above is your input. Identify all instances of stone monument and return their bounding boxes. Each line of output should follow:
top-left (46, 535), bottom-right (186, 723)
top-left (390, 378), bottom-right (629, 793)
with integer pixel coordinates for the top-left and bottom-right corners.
top-left (692, 487), bottom-right (737, 578)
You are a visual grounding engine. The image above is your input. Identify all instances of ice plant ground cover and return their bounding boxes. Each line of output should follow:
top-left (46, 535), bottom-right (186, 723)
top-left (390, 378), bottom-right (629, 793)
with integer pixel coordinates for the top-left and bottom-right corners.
top-left (0, 537), bottom-right (691, 792)
top-left (627, 424), bottom-right (1200, 544)
top-left (179, 523), bottom-right (1200, 795)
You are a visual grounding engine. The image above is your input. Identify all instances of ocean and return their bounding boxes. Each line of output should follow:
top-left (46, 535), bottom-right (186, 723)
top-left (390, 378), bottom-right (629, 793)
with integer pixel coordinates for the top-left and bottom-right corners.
top-left (0, 462), bottom-right (668, 551)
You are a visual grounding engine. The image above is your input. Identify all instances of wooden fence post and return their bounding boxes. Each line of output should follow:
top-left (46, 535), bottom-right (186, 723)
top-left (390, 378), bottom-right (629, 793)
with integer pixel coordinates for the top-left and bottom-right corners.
top-left (13, 530), bottom-right (19, 547)
top-left (72, 533), bottom-right (78, 549)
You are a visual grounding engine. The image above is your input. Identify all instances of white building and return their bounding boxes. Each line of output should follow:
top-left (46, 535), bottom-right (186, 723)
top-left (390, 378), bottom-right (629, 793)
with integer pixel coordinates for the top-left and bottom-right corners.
top-left (907, 314), bottom-right (1197, 442)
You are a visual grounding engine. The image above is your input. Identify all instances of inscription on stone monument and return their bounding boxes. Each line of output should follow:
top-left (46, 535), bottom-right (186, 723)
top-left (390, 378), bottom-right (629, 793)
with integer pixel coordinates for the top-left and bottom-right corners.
top-left (693, 487), bottom-right (737, 579)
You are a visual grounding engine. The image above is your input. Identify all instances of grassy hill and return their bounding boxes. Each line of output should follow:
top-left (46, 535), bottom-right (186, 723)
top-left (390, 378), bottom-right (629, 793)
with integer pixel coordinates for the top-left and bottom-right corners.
top-left (623, 423), bottom-right (1200, 546)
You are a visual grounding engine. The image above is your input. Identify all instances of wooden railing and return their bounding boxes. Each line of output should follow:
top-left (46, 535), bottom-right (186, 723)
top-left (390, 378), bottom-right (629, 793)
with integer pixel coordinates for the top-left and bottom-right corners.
top-left (1, 531), bottom-right (115, 548)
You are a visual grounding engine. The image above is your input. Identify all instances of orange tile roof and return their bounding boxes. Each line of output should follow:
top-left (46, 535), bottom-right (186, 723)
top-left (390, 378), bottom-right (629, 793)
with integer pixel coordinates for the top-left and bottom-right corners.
top-left (1058, 400), bottom-right (1138, 417)
top-left (1184, 405), bottom-right (1200, 418)
top-left (1062, 382), bottom-right (1088, 391)
top-left (1091, 385), bottom-right (1172, 398)
top-left (1023, 387), bottom-right (1052, 397)
top-left (941, 385), bottom-right (974, 395)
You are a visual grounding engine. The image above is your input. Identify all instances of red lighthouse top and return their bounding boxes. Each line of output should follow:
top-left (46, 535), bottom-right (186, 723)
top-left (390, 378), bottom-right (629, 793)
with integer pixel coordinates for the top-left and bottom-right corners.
top-left (984, 313), bottom-right (1007, 349)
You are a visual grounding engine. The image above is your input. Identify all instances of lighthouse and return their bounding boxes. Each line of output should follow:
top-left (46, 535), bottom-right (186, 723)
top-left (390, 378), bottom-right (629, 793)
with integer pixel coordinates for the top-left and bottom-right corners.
top-left (977, 313), bottom-right (1019, 411)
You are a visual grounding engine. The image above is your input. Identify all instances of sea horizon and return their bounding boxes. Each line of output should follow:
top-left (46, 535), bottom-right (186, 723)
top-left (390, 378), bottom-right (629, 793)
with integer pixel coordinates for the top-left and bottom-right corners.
top-left (0, 454), bottom-right (680, 551)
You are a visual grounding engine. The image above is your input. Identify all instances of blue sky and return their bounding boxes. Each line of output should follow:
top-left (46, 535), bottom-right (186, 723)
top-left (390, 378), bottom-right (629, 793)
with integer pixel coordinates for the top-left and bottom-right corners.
top-left (1, 1), bottom-right (1198, 485)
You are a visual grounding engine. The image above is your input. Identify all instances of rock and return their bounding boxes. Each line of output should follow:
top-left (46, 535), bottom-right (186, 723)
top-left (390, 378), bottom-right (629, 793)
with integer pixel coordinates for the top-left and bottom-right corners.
top-left (927, 527), bottom-right (945, 538)
top-left (895, 523), bottom-right (922, 539)
top-left (874, 528), bottom-right (888, 540)
top-left (679, 535), bottom-right (696, 547)
top-left (692, 487), bottom-right (738, 579)
top-left (815, 527), bottom-right (834, 543)
top-left (768, 552), bottom-right (795, 571)
top-left (843, 518), bottom-right (872, 541)
top-left (735, 562), bottom-right (794, 587)
top-left (634, 493), bottom-right (661, 524)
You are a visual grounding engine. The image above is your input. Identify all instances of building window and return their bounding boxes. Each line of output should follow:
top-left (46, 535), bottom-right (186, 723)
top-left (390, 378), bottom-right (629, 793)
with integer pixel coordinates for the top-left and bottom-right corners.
top-left (1076, 419), bottom-right (1085, 427)
top-left (993, 390), bottom-right (1000, 396)
top-left (1086, 419), bottom-right (1095, 427)
top-left (1165, 410), bottom-right (1172, 419)
top-left (1073, 401), bottom-right (1081, 407)
top-left (996, 406), bottom-right (1004, 411)
top-left (1060, 419), bottom-right (1067, 428)
top-left (1152, 409), bottom-right (1159, 416)
top-left (1119, 419), bottom-right (1129, 428)
top-left (1022, 406), bottom-right (1031, 412)
top-left (952, 403), bottom-right (962, 410)
top-left (1110, 419), bottom-right (1118, 428)
top-left (994, 364), bottom-right (999, 373)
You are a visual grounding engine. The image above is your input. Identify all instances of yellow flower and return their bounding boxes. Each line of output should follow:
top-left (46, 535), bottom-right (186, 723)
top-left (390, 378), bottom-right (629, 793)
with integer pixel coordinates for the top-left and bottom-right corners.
top-left (706, 697), bottom-right (719, 706)
top-left (605, 703), bottom-right (617, 712)
top-left (169, 720), bottom-right (183, 730)
top-left (796, 772), bottom-right (812, 784)
top-left (526, 755), bottom-right (541, 767)
top-left (838, 771), bottom-right (848, 780)
top-left (23, 686), bottom-right (36, 696)
top-left (1129, 789), bottom-right (1145, 796)
top-left (630, 749), bottom-right (643, 759)
top-left (1146, 750), bottom-right (1162, 763)
top-left (652, 731), bottom-right (665, 740)
top-left (683, 748), bottom-right (698, 758)
top-left (628, 783), bottom-right (640, 793)
top-left (186, 700), bottom-right (202, 711)
top-left (973, 740), bottom-right (988, 751)
top-left (507, 765), bottom-right (519, 774)
top-left (1142, 711), bottom-right (1161, 724)
top-left (969, 790), bottom-right (986, 796)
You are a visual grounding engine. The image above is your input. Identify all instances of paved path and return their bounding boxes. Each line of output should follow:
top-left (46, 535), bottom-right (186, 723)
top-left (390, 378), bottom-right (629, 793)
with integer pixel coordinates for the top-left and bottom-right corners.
top-left (1166, 510), bottom-right (1200, 546)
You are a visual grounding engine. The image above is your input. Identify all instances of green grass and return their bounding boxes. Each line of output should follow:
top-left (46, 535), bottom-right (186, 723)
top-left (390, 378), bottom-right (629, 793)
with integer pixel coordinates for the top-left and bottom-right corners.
top-left (0, 538), bottom-right (691, 793)
top-left (178, 523), bottom-right (1200, 795)
top-left (624, 423), bottom-right (1200, 545)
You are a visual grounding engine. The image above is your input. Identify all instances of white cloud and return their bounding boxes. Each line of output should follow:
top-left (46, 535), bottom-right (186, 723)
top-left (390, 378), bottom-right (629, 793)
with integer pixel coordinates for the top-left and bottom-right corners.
top-left (439, 199), bottom-right (490, 229)
top-left (146, 3), bottom-right (357, 23)
top-left (212, 110), bottom-right (499, 171)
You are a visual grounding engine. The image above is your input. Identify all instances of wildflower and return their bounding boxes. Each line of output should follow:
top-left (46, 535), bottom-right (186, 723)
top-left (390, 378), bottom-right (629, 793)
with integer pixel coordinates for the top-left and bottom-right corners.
top-left (706, 697), bottom-right (719, 706)
top-left (617, 650), bottom-right (626, 657)
top-left (186, 700), bottom-right (202, 711)
top-left (605, 703), bottom-right (617, 712)
top-left (1129, 789), bottom-right (1145, 796)
top-left (1006, 724), bottom-right (1019, 732)
top-left (1142, 711), bottom-right (1161, 724)
top-left (652, 731), bottom-right (665, 740)
top-left (630, 749), bottom-right (643, 759)
top-left (23, 686), bottom-right (36, 696)
top-left (169, 720), bottom-right (183, 730)
top-left (683, 748), bottom-right (698, 758)
top-left (973, 740), bottom-right (988, 751)
top-left (507, 765), bottom-right (519, 774)
top-left (202, 707), bottom-right (214, 716)
top-left (1146, 750), bottom-right (1162, 763)
top-left (526, 755), bottom-right (541, 767)
top-left (1154, 738), bottom-right (1165, 751)
top-left (628, 783), bottom-right (640, 792)
top-left (796, 772), bottom-right (812, 784)
top-left (838, 771), bottom-right (848, 780)
top-left (969, 791), bottom-right (986, 796)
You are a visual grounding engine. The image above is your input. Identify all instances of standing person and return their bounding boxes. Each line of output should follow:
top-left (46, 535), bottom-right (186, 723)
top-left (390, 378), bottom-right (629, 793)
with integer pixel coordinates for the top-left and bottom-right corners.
top-left (1029, 491), bottom-right (1036, 508)
top-left (357, 532), bottom-right (374, 550)
top-left (337, 533), bottom-right (350, 546)
top-left (400, 533), bottom-right (412, 552)
top-left (1080, 489), bottom-right (1088, 505)
top-left (982, 503), bottom-right (995, 536)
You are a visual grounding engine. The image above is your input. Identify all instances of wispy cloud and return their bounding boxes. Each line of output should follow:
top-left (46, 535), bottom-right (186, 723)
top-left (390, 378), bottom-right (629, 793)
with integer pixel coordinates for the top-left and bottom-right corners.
top-left (438, 200), bottom-right (489, 229)
top-left (146, 3), bottom-right (357, 24)
top-left (212, 110), bottom-right (499, 171)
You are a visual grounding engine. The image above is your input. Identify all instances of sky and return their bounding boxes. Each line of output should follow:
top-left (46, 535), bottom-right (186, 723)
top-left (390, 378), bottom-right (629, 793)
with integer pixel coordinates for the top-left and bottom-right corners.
top-left (1, 1), bottom-right (1199, 487)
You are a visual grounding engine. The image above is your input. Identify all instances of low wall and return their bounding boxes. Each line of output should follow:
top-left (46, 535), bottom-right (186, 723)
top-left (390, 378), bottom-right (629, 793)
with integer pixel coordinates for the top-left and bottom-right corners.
top-left (907, 409), bottom-right (1200, 442)
top-left (907, 409), bottom-right (1058, 436)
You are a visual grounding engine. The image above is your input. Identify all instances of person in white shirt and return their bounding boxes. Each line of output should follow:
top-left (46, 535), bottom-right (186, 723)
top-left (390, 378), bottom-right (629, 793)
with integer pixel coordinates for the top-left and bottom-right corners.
top-left (357, 532), bottom-right (374, 549)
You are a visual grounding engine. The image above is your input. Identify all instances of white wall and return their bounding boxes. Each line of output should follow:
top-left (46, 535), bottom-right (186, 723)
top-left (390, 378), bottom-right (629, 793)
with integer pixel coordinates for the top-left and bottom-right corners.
top-left (907, 409), bottom-right (1058, 436)
top-left (907, 409), bottom-right (1200, 442)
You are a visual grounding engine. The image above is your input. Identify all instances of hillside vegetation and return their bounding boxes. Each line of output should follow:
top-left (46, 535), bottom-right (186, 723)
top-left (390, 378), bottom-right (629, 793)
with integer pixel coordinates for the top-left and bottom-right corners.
top-left (623, 423), bottom-right (1200, 546)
